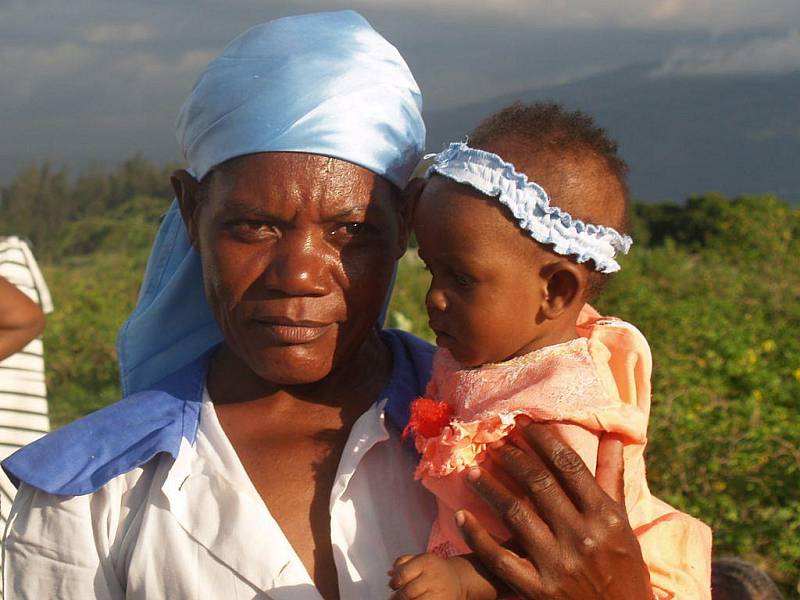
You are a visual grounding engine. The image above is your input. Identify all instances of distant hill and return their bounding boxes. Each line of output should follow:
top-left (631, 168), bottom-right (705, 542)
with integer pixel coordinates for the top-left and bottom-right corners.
top-left (426, 65), bottom-right (800, 204)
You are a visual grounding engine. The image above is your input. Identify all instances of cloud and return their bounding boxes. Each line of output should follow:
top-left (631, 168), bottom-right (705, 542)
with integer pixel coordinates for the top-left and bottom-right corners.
top-left (0, 44), bottom-right (99, 100)
top-left (114, 50), bottom-right (216, 84)
top-left (652, 30), bottom-right (800, 76)
top-left (2, 0), bottom-right (799, 181)
top-left (84, 23), bottom-right (157, 44)
top-left (349, 0), bottom-right (800, 31)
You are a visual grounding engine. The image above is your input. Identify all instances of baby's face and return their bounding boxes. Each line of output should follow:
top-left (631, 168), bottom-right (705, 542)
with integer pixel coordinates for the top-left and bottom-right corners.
top-left (414, 176), bottom-right (552, 367)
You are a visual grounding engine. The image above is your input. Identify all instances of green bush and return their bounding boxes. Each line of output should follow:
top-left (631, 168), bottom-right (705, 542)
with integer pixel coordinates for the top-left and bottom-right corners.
top-left (43, 252), bottom-right (147, 426)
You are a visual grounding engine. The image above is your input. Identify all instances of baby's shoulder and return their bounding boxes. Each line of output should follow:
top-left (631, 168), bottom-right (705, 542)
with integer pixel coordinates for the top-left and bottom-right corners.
top-left (577, 310), bottom-right (652, 368)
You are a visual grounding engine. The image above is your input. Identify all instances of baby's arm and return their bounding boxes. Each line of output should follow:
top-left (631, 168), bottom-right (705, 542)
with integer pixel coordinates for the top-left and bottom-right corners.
top-left (389, 552), bottom-right (506, 600)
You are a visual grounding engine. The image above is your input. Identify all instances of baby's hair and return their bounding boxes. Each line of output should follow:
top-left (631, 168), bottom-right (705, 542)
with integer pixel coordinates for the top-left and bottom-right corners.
top-left (711, 558), bottom-right (783, 600)
top-left (468, 102), bottom-right (630, 299)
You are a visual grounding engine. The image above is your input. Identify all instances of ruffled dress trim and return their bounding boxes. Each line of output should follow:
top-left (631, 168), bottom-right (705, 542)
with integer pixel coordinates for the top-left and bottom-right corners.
top-left (408, 315), bottom-right (651, 478)
top-left (426, 142), bottom-right (632, 273)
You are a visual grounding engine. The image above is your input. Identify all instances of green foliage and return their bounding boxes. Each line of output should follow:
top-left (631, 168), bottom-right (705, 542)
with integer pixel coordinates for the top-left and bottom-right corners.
top-left (386, 250), bottom-right (433, 341)
top-left (43, 252), bottom-right (146, 426)
top-left (0, 156), bottom-right (178, 261)
top-left (3, 154), bottom-right (797, 595)
top-left (55, 195), bottom-right (168, 260)
top-left (0, 159), bottom-right (174, 423)
top-left (597, 230), bottom-right (799, 591)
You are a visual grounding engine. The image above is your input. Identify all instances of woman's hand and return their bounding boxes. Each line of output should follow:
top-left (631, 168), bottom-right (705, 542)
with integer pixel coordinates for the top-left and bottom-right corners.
top-left (457, 417), bottom-right (653, 599)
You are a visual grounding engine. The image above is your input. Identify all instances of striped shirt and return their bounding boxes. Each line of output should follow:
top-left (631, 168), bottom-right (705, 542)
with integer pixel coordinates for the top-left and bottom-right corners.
top-left (0, 236), bottom-right (52, 593)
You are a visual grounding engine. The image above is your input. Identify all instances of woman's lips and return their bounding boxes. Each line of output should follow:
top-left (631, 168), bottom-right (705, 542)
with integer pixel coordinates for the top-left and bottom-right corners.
top-left (252, 318), bottom-right (335, 345)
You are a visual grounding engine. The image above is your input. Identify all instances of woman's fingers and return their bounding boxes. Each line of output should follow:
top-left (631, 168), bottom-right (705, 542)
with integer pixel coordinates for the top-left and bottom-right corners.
top-left (595, 433), bottom-right (626, 505)
top-left (390, 578), bottom-right (426, 600)
top-left (462, 418), bottom-right (653, 599)
top-left (515, 419), bottom-right (609, 511)
top-left (388, 555), bottom-right (422, 589)
top-left (486, 439), bottom-right (580, 532)
top-left (464, 466), bottom-right (555, 559)
top-left (456, 509), bottom-right (542, 596)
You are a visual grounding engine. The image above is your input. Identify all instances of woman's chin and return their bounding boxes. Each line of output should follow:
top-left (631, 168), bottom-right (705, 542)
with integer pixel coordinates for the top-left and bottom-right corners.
top-left (243, 342), bottom-right (337, 386)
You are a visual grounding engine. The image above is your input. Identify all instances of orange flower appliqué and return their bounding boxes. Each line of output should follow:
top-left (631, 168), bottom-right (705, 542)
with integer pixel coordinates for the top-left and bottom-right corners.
top-left (403, 397), bottom-right (453, 440)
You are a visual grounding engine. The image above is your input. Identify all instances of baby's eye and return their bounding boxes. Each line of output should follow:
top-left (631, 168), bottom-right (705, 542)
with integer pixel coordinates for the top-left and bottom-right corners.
top-left (454, 273), bottom-right (474, 288)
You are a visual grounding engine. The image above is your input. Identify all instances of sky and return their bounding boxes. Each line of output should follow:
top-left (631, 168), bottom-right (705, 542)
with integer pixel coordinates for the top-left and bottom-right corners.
top-left (2, 0), bottom-right (800, 180)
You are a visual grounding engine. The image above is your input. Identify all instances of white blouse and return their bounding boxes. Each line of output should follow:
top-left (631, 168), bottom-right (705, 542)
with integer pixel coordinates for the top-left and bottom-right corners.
top-left (3, 392), bottom-right (436, 599)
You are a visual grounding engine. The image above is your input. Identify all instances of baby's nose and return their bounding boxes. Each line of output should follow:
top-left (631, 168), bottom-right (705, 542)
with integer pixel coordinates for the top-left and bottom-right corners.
top-left (425, 286), bottom-right (448, 313)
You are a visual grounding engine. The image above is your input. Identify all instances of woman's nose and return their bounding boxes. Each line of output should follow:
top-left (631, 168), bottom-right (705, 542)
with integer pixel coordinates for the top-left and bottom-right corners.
top-left (425, 284), bottom-right (448, 313)
top-left (263, 229), bottom-right (330, 296)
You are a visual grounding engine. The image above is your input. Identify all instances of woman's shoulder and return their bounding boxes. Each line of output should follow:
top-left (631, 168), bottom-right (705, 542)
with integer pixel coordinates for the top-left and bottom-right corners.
top-left (379, 329), bottom-right (436, 430)
top-left (2, 354), bottom-right (208, 496)
top-left (382, 328), bottom-right (435, 375)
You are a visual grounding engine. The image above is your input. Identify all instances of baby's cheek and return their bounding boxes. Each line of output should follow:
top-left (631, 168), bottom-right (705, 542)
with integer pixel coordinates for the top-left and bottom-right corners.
top-left (449, 343), bottom-right (485, 369)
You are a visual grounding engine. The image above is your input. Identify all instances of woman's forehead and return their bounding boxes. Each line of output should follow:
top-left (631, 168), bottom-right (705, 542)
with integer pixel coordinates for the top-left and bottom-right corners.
top-left (206, 152), bottom-right (397, 215)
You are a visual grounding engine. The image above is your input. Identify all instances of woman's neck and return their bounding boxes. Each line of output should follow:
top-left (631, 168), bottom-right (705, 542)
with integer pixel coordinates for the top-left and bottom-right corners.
top-left (206, 328), bottom-right (393, 425)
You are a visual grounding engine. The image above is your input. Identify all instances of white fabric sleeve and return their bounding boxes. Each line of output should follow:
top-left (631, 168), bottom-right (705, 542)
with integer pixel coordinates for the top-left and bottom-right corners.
top-left (3, 482), bottom-right (125, 599)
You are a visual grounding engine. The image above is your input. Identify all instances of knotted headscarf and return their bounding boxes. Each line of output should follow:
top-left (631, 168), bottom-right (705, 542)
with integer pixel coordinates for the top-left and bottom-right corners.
top-left (117, 10), bottom-right (425, 395)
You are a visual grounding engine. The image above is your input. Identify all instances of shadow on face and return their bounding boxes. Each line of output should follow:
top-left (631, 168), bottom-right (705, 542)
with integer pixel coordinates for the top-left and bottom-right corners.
top-left (175, 152), bottom-right (409, 386)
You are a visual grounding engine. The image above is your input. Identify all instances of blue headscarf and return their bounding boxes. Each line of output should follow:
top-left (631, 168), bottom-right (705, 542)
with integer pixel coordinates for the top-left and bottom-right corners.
top-left (117, 10), bottom-right (425, 396)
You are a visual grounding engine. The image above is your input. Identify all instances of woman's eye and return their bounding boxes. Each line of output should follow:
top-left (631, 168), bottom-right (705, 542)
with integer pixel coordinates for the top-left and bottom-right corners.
top-left (333, 222), bottom-right (369, 237)
top-left (343, 223), bottom-right (363, 235)
top-left (229, 220), bottom-right (277, 240)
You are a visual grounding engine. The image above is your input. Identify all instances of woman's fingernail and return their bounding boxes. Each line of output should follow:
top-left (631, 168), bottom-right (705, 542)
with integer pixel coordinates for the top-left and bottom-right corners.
top-left (454, 511), bottom-right (465, 527)
top-left (467, 467), bottom-right (481, 482)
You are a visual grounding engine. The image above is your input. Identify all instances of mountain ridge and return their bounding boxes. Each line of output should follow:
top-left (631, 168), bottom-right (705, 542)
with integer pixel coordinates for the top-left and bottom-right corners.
top-left (426, 64), bottom-right (800, 204)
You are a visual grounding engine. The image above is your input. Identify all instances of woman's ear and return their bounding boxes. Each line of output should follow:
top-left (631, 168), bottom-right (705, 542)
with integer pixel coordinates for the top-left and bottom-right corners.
top-left (171, 169), bottom-right (203, 249)
top-left (540, 260), bottom-right (588, 320)
top-left (394, 177), bottom-right (427, 257)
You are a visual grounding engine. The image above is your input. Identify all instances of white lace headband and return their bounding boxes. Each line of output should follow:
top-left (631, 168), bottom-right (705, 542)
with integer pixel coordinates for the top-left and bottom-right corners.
top-left (425, 142), bottom-right (632, 273)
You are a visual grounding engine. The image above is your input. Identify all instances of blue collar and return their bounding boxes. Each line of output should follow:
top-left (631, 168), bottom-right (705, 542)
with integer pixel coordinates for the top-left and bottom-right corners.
top-left (2, 329), bottom-right (433, 496)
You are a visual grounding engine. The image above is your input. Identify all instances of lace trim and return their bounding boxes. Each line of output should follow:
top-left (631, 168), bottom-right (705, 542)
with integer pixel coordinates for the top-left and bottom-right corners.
top-left (426, 142), bottom-right (632, 273)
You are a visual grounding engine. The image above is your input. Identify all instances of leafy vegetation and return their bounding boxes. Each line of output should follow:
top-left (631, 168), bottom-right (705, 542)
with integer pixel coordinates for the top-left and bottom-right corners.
top-left (1, 161), bottom-right (798, 594)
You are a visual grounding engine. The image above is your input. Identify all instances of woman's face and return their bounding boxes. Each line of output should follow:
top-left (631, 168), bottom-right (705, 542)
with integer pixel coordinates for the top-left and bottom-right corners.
top-left (183, 152), bottom-right (408, 385)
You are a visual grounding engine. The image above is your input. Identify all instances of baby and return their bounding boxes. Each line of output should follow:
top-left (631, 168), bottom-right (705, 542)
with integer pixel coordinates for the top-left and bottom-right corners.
top-left (389, 103), bottom-right (712, 599)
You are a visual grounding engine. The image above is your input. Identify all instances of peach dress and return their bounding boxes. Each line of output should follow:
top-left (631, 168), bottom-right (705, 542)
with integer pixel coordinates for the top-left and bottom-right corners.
top-left (406, 305), bottom-right (712, 599)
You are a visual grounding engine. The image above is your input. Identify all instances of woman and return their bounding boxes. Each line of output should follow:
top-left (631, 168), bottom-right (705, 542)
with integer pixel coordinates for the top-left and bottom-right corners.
top-left (3, 11), bottom-right (653, 599)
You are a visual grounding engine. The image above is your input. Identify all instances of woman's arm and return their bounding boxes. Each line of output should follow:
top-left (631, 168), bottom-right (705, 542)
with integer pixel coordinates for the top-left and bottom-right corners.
top-left (0, 276), bottom-right (45, 360)
top-left (458, 418), bottom-right (653, 599)
top-left (4, 483), bottom-right (125, 599)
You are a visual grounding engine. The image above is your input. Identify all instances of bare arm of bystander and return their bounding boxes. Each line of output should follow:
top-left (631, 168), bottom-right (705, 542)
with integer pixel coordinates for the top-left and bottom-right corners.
top-left (0, 276), bottom-right (45, 361)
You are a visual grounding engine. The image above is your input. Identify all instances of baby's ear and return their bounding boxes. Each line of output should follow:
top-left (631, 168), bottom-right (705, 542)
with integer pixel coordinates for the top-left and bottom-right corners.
top-left (540, 260), bottom-right (588, 320)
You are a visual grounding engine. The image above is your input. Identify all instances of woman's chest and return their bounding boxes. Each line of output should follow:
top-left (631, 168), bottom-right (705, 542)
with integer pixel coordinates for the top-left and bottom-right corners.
top-left (238, 435), bottom-right (343, 594)
top-left (115, 403), bottom-right (436, 599)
